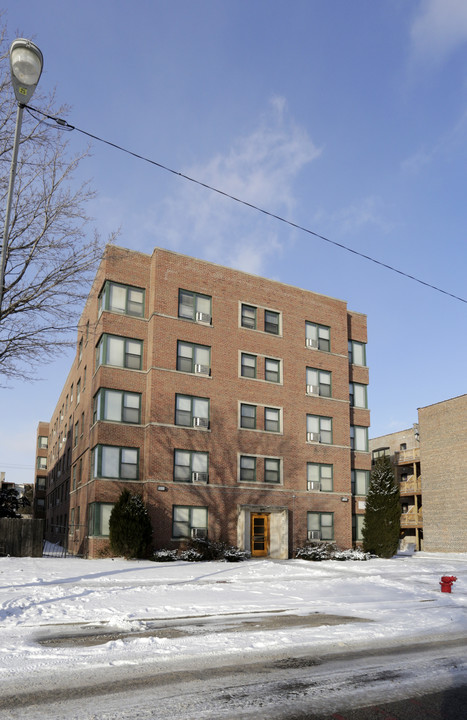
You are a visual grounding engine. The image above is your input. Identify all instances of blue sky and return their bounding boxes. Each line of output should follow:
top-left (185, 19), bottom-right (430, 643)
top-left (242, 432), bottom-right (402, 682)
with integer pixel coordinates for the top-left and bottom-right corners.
top-left (1, 0), bottom-right (467, 485)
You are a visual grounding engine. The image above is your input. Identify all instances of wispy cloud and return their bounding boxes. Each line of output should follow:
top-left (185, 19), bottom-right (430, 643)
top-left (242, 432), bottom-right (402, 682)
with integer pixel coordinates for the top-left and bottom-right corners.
top-left (401, 106), bottom-right (467, 174)
top-left (334, 196), bottom-right (392, 237)
top-left (142, 97), bottom-right (321, 275)
top-left (410, 0), bottom-right (467, 65)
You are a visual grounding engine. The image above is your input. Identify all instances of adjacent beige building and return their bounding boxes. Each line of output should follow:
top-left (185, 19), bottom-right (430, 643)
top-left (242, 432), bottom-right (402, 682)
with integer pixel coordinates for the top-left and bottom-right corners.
top-left (419, 395), bottom-right (467, 553)
top-left (371, 393), bottom-right (467, 554)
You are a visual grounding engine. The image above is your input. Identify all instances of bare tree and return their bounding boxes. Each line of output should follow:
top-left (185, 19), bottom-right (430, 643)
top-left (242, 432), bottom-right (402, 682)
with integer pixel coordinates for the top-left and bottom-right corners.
top-left (0, 24), bottom-right (115, 382)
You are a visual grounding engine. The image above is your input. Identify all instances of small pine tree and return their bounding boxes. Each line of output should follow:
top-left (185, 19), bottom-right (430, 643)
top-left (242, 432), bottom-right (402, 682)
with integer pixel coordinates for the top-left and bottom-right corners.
top-left (109, 490), bottom-right (153, 559)
top-left (362, 456), bottom-right (400, 558)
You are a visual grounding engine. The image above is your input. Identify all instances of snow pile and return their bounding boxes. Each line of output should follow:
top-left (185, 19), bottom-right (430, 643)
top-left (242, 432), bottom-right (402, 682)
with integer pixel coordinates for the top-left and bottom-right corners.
top-left (0, 553), bottom-right (466, 682)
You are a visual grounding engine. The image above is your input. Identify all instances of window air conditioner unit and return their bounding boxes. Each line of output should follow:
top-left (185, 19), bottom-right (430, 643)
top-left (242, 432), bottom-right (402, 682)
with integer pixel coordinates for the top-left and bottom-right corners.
top-left (307, 432), bottom-right (320, 443)
top-left (191, 527), bottom-right (207, 539)
top-left (306, 385), bottom-right (319, 396)
top-left (196, 311), bottom-right (211, 324)
top-left (306, 338), bottom-right (318, 349)
top-left (193, 416), bottom-right (209, 428)
top-left (194, 364), bottom-right (210, 375)
top-left (192, 472), bottom-right (208, 484)
top-left (307, 530), bottom-right (321, 540)
top-left (307, 480), bottom-right (320, 491)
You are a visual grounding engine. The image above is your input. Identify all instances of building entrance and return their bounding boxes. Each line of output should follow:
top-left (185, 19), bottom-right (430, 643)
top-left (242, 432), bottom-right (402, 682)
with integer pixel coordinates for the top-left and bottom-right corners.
top-left (251, 513), bottom-right (269, 557)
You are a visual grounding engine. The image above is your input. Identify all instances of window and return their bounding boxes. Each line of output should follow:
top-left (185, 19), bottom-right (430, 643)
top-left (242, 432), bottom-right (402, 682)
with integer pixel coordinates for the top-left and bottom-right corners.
top-left (88, 502), bottom-right (114, 537)
top-left (306, 322), bottom-right (330, 352)
top-left (83, 366), bottom-right (87, 389)
top-left (177, 341), bottom-right (211, 374)
top-left (352, 469), bottom-right (370, 495)
top-left (240, 403), bottom-right (256, 429)
top-left (96, 334), bottom-right (143, 370)
top-left (400, 443), bottom-right (407, 451)
top-left (241, 304), bottom-right (256, 329)
top-left (36, 476), bottom-right (46, 490)
top-left (174, 450), bottom-right (209, 483)
top-left (92, 445), bottom-right (139, 479)
top-left (264, 310), bottom-right (280, 335)
top-left (73, 421), bottom-right (79, 447)
top-left (264, 458), bottom-right (280, 484)
top-left (241, 353), bottom-right (281, 382)
top-left (265, 358), bottom-right (280, 383)
top-left (307, 415), bottom-right (332, 444)
top-left (37, 456), bottom-right (47, 470)
top-left (372, 447), bottom-right (390, 462)
top-left (264, 407), bottom-right (280, 433)
top-left (72, 465), bottom-right (76, 491)
top-left (70, 383), bottom-right (74, 403)
top-left (353, 514), bottom-right (364, 542)
top-left (99, 281), bottom-right (145, 318)
top-left (38, 436), bottom-right (48, 449)
top-left (172, 505), bottom-right (208, 539)
top-left (307, 463), bottom-right (333, 492)
top-left (175, 394), bottom-right (209, 428)
top-left (307, 512), bottom-right (334, 541)
top-left (178, 289), bottom-right (212, 324)
top-left (80, 412), bottom-right (85, 436)
top-left (78, 337), bottom-right (83, 364)
top-left (76, 379), bottom-right (81, 405)
top-left (350, 382), bottom-right (367, 408)
top-left (306, 368), bottom-right (331, 397)
top-left (94, 389), bottom-right (141, 424)
top-left (239, 455), bottom-right (281, 483)
top-left (351, 426), bottom-right (369, 452)
top-left (348, 340), bottom-right (366, 366)
top-left (239, 455), bottom-right (256, 482)
top-left (241, 353), bottom-right (256, 378)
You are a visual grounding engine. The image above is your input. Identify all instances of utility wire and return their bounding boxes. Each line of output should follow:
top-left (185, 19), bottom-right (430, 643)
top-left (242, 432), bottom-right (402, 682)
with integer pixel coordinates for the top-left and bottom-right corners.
top-left (25, 104), bottom-right (467, 306)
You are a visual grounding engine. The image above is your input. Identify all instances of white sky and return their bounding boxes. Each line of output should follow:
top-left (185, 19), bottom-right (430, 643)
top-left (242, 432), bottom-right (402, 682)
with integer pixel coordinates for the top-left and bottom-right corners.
top-left (1, 0), bottom-right (467, 484)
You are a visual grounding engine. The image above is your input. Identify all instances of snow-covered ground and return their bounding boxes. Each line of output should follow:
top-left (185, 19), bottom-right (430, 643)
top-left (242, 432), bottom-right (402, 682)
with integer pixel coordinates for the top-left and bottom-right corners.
top-left (1, 551), bottom-right (467, 681)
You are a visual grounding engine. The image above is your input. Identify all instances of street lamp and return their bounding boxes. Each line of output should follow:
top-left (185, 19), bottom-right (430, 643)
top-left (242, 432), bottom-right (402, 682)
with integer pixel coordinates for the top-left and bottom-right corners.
top-left (0, 39), bottom-right (43, 312)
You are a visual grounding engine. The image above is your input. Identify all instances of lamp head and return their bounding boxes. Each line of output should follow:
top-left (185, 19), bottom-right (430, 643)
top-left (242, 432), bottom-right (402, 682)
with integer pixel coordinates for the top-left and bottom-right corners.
top-left (9, 38), bottom-right (43, 105)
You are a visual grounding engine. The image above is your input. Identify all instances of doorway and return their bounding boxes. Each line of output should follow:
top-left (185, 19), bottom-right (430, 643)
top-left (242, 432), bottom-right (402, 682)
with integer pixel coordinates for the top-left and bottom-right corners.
top-left (251, 513), bottom-right (269, 557)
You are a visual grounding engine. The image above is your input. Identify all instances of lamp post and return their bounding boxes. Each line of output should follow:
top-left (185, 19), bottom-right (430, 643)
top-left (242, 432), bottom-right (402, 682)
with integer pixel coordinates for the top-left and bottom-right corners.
top-left (0, 38), bottom-right (43, 313)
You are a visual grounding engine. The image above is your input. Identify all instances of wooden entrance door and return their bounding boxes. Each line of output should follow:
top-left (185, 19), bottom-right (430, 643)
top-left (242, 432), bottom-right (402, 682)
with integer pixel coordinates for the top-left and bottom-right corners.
top-left (251, 513), bottom-right (269, 557)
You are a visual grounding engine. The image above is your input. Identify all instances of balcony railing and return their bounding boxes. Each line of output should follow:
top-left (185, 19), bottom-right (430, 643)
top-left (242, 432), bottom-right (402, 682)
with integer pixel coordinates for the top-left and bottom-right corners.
top-left (400, 508), bottom-right (423, 527)
top-left (395, 447), bottom-right (420, 464)
top-left (399, 475), bottom-right (422, 495)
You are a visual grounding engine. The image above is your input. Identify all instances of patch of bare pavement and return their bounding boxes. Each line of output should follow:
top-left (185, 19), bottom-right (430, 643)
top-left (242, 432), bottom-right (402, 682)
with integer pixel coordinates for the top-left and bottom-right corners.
top-left (36, 611), bottom-right (368, 647)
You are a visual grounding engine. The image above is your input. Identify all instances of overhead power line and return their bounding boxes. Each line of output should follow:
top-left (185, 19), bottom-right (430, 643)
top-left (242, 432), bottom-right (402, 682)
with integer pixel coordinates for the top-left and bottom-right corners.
top-left (25, 104), bottom-right (467, 306)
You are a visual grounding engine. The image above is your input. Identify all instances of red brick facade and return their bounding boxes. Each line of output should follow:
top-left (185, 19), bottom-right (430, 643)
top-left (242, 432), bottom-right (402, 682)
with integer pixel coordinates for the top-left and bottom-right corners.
top-left (41, 246), bottom-right (370, 558)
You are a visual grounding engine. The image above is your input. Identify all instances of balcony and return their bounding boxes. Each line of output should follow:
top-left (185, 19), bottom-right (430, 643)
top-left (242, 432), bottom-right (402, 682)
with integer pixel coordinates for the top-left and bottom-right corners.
top-left (399, 475), bottom-right (422, 495)
top-left (400, 507), bottom-right (423, 528)
top-left (395, 447), bottom-right (420, 465)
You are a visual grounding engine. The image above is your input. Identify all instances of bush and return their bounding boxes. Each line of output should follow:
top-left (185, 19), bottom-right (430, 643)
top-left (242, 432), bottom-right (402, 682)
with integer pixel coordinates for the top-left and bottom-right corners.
top-left (295, 542), bottom-right (370, 562)
top-left (153, 549), bottom-right (178, 562)
top-left (152, 538), bottom-right (250, 562)
top-left (109, 490), bottom-right (153, 559)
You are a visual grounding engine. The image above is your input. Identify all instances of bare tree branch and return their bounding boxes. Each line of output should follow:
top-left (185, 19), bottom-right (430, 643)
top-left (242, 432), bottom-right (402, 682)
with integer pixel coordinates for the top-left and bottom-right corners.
top-left (0, 23), bottom-right (117, 383)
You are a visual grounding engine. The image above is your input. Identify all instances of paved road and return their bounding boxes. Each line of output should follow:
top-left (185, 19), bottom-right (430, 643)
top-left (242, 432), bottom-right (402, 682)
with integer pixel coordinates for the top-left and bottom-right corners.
top-left (1, 635), bottom-right (467, 719)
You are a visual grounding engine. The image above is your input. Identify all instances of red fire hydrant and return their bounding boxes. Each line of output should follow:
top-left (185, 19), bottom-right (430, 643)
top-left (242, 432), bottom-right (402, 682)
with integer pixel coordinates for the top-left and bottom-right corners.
top-left (440, 576), bottom-right (457, 593)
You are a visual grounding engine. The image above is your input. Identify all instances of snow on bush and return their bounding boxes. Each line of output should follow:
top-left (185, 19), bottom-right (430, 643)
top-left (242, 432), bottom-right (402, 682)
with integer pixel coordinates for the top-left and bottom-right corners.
top-left (295, 542), bottom-right (370, 561)
top-left (153, 539), bottom-right (250, 562)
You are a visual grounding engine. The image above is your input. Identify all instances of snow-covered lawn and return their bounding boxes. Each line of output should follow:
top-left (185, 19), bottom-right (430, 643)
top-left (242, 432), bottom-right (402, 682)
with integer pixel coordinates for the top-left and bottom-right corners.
top-left (1, 552), bottom-right (466, 682)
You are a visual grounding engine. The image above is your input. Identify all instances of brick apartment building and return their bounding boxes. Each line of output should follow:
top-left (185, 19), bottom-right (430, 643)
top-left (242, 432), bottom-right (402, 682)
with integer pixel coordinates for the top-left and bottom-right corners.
top-left (34, 422), bottom-right (49, 519)
top-left (35, 245), bottom-right (370, 558)
top-left (369, 426), bottom-right (422, 550)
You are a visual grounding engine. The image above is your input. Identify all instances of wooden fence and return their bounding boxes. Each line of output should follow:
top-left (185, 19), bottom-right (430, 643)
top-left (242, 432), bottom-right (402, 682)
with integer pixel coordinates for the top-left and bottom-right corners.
top-left (0, 518), bottom-right (44, 557)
